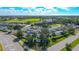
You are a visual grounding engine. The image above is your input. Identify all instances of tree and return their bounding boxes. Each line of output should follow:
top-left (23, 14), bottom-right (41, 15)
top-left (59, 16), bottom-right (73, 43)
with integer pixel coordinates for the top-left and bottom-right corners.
top-left (52, 37), bottom-right (57, 42)
top-left (41, 28), bottom-right (50, 38)
top-left (68, 27), bottom-right (75, 35)
top-left (7, 26), bottom-right (14, 30)
top-left (38, 39), bottom-right (50, 51)
top-left (16, 30), bottom-right (23, 39)
top-left (65, 43), bottom-right (72, 51)
top-left (13, 25), bottom-right (21, 30)
top-left (25, 34), bottom-right (36, 48)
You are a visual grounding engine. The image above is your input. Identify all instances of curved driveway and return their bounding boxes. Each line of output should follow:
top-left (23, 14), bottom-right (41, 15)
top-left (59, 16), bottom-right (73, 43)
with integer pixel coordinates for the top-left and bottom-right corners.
top-left (0, 32), bottom-right (23, 51)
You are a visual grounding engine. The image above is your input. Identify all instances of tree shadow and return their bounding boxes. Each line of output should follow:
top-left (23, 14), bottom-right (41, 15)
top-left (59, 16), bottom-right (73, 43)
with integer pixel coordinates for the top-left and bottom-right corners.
top-left (13, 38), bottom-right (20, 42)
top-left (41, 47), bottom-right (47, 51)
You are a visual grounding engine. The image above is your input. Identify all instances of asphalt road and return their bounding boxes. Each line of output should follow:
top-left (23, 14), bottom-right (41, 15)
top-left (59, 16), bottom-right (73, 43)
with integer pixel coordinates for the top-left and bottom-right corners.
top-left (0, 32), bottom-right (23, 51)
top-left (47, 32), bottom-right (79, 51)
top-left (72, 44), bottom-right (79, 51)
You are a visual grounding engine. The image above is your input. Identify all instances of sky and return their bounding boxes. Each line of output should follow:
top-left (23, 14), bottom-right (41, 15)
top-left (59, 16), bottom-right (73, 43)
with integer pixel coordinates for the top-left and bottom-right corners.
top-left (0, 0), bottom-right (79, 16)
top-left (0, 7), bottom-right (79, 16)
top-left (0, 0), bottom-right (79, 7)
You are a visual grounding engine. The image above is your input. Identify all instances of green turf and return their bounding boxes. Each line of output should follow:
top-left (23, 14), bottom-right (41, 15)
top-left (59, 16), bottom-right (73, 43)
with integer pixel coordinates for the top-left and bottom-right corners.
top-left (51, 24), bottom-right (62, 26)
top-left (2, 18), bottom-right (40, 24)
top-left (50, 24), bottom-right (63, 27)
top-left (52, 37), bottom-right (65, 45)
top-left (49, 37), bottom-right (65, 47)
top-left (21, 39), bottom-right (26, 42)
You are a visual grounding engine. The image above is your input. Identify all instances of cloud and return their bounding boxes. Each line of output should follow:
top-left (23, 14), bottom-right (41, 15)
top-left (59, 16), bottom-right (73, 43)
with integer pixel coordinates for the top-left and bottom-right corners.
top-left (0, 7), bottom-right (79, 16)
top-left (58, 7), bottom-right (69, 11)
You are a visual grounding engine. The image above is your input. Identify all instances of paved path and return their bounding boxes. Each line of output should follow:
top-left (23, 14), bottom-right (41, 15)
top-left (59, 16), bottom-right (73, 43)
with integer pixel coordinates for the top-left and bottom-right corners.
top-left (47, 32), bottom-right (79, 51)
top-left (21, 25), bottom-right (31, 31)
top-left (0, 32), bottom-right (23, 51)
top-left (72, 44), bottom-right (79, 51)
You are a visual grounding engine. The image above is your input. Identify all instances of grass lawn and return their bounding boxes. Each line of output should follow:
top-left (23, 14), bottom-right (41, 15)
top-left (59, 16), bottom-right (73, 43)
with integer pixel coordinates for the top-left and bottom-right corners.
top-left (49, 33), bottom-right (73, 47)
top-left (18, 38), bottom-right (26, 46)
top-left (21, 39), bottom-right (26, 42)
top-left (18, 38), bottom-right (26, 47)
top-left (61, 38), bottom-right (79, 51)
top-left (48, 37), bottom-right (65, 47)
top-left (18, 40), bottom-right (24, 47)
top-left (50, 24), bottom-right (62, 27)
top-left (4, 18), bottom-right (40, 24)
top-left (52, 37), bottom-right (65, 46)
top-left (0, 43), bottom-right (3, 51)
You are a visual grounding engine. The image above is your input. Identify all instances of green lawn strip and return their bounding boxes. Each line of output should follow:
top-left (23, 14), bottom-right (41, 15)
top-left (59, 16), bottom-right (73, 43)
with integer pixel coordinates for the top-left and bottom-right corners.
top-left (21, 39), bottom-right (26, 42)
top-left (18, 40), bottom-right (24, 48)
top-left (0, 43), bottom-right (3, 51)
top-left (4, 18), bottom-right (40, 24)
top-left (61, 38), bottom-right (79, 51)
top-left (52, 37), bottom-right (65, 45)
top-left (51, 24), bottom-right (62, 27)
top-left (48, 34), bottom-right (66, 47)
top-left (18, 38), bottom-right (26, 45)
top-left (0, 30), bottom-right (8, 32)
top-left (18, 38), bottom-right (27, 50)
top-left (49, 37), bottom-right (65, 47)
top-left (49, 33), bottom-right (72, 47)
